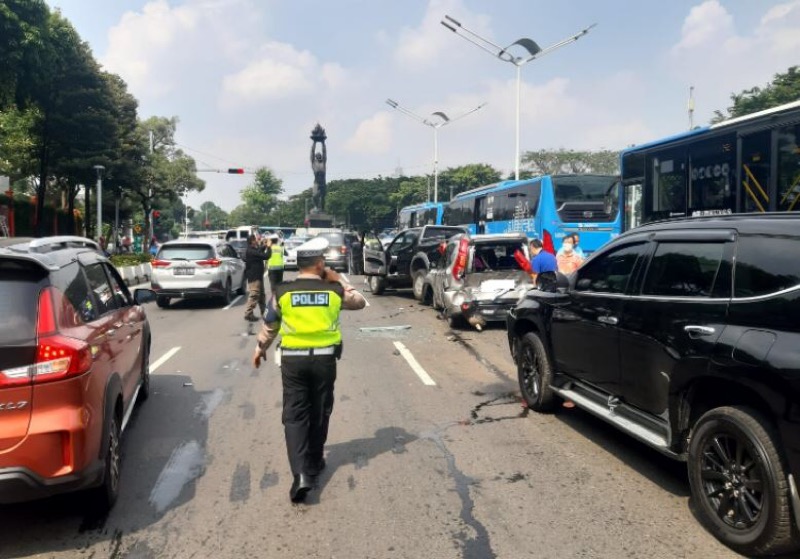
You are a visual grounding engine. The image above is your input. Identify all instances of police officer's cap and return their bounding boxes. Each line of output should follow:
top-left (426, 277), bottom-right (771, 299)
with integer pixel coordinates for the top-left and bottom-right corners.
top-left (296, 236), bottom-right (329, 259)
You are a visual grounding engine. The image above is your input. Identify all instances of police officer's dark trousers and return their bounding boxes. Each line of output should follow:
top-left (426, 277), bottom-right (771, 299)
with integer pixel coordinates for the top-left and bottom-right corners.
top-left (281, 354), bottom-right (336, 476)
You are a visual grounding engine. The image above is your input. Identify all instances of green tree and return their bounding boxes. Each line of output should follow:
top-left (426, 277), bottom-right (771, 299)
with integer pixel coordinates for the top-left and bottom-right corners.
top-left (0, 0), bottom-right (49, 108)
top-left (520, 149), bottom-right (619, 177)
top-left (191, 201), bottom-right (229, 230)
top-left (439, 163), bottom-right (503, 199)
top-left (713, 66), bottom-right (800, 123)
top-left (0, 105), bottom-right (40, 181)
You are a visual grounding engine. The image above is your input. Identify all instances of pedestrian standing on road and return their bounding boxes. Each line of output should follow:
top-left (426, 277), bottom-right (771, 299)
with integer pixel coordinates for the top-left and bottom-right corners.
top-left (529, 239), bottom-right (558, 291)
top-left (556, 237), bottom-right (584, 274)
top-left (252, 237), bottom-right (366, 503)
top-left (266, 234), bottom-right (285, 292)
top-left (244, 234), bottom-right (271, 322)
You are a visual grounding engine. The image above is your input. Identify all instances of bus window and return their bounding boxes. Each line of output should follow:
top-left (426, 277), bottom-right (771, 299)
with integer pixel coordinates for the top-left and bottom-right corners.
top-left (649, 149), bottom-right (687, 219)
top-left (777, 123), bottom-right (800, 212)
top-left (688, 135), bottom-right (735, 217)
top-left (741, 131), bottom-right (771, 212)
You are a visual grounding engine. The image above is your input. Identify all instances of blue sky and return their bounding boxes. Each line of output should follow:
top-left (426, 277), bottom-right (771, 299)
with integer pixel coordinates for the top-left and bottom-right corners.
top-left (50, 0), bottom-right (800, 211)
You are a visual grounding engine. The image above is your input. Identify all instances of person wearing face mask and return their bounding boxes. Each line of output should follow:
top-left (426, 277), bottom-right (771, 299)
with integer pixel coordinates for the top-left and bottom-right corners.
top-left (556, 237), bottom-right (585, 274)
top-left (252, 236), bottom-right (366, 503)
top-left (557, 233), bottom-right (585, 258)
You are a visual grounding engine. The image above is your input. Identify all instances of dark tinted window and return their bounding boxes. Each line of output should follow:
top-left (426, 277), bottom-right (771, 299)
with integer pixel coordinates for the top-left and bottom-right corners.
top-left (443, 199), bottom-right (473, 226)
top-left (84, 264), bottom-right (118, 316)
top-left (421, 226), bottom-right (462, 241)
top-left (735, 235), bottom-right (800, 297)
top-left (576, 243), bottom-right (645, 293)
top-left (642, 242), bottom-right (724, 297)
top-left (105, 264), bottom-right (132, 307)
top-left (0, 260), bottom-right (46, 344)
top-left (56, 262), bottom-right (96, 323)
top-left (489, 182), bottom-right (541, 222)
top-left (553, 175), bottom-right (617, 206)
top-left (158, 244), bottom-right (214, 261)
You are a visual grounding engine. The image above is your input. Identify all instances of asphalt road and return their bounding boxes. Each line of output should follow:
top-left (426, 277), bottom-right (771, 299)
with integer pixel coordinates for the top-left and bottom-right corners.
top-left (0, 273), bottom-right (745, 559)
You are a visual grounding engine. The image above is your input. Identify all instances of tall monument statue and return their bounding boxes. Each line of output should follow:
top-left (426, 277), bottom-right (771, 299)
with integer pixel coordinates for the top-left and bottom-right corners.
top-left (310, 124), bottom-right (327, 212)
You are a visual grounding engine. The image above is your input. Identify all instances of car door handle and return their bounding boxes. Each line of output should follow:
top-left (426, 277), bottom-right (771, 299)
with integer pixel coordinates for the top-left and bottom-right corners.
top-left (684, 325), bottom-right (715, 337)
top-left (597, 316), bottom-right (618, 325)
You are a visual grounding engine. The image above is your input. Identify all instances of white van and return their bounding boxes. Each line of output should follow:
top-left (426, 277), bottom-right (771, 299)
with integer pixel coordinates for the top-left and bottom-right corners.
top-left (225, 226), bottom-right (259, 242)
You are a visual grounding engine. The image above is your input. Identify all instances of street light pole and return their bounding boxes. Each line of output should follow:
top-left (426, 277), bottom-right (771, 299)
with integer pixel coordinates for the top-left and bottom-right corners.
top-left (386, 99), bottom-right (486, 203)
top-left (441, 15), bottom-right (596, 180)
top-left (93, 165), bottom-right (105, 242)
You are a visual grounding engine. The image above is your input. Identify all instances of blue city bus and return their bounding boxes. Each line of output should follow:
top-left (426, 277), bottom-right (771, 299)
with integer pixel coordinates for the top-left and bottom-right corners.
top-left (620, 99), bottom-right (800, 231)
top-left (443, 174), bottom-right (621, 254)
top-left (397, 202), bottom-right (445, 229)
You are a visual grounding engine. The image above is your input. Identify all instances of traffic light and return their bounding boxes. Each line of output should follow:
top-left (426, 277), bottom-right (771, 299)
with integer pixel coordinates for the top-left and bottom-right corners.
top-left (228, 168), bottom-right (244, 174)
top-left (153, 210), bottom-right (161, 220)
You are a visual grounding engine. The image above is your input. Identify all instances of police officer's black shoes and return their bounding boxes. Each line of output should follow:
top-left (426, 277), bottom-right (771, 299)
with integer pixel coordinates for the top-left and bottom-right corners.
top-left (289, 474), bottom-right (313, 503)
top-left (244, 313), bottom-right (258, 322)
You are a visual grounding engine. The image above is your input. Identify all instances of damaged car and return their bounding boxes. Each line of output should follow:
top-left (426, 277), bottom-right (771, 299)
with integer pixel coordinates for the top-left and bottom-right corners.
top-left (422, 233), bottom-right (531, 330)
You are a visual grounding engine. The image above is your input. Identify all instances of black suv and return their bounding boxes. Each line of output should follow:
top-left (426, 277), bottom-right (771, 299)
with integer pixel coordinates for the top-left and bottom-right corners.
top-left (506, 214), bottom-right (800, 556)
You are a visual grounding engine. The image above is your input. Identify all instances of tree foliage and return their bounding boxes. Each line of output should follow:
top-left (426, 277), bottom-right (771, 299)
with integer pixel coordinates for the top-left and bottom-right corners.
top-left (712, 66), bottom-right (800, 123)
top-left (521, 149), bottom-right (620, 177)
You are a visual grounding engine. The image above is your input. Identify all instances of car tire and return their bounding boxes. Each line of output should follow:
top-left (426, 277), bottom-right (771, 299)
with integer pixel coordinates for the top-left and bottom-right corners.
top-left (90, 411), bottom-right (122, 513)
top-left (138, 341), bottom-right (150, 403)
top-left (369, 275), bottom-right (386, 295)
top-left (517, 332), bottom-right (556, 412)
top-left (412, 269), bottom-right (426, 301)
top-left (688, 406), bottom-right (797, 556)
top-left (220, 279), bottom-right (232, 306)
top-left (156, 296), bottom-right (170, 309)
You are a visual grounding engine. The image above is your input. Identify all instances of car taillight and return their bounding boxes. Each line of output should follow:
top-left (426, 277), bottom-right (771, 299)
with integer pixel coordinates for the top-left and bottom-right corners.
top-left (452, 237), bottom-right (469, 280)
top-left (340, 245), bottom-right (347, 254)
top-left (152, 259), bottom-right (170, 268)
top-left (542, 229), bottom-right (556, 255)
top-left (0, 289), bottom-right (92, 387)
top-left (197, 258), bottom-right (222, 267)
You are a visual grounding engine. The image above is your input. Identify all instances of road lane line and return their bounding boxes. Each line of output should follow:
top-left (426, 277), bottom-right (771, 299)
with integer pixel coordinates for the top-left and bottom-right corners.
top-left (223, 295), bottom-right (243, 310)
top-left (393, 341), bottom-right (436, 386)
top-left (150, 346), bottom-right (181, 373)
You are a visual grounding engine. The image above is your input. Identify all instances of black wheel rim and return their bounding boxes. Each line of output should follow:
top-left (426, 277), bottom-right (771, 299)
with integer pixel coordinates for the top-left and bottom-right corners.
top-left (699, 432), bottom-right (765, 530)
top-left (519, 343), bottom-right (540, 400)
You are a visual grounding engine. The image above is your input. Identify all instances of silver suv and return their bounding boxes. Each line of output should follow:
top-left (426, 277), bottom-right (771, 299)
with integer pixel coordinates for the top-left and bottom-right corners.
top-left (151, 239), bottom-right (245, 308)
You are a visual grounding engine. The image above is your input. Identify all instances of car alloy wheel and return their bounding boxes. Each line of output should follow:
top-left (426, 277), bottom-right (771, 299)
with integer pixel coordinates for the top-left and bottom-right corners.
top-left (412, 270), bottom-right (425, 301)
top-left (688, 406), bottom-right (796, 556)
top-left (517, 333), bottom-right (555, 412)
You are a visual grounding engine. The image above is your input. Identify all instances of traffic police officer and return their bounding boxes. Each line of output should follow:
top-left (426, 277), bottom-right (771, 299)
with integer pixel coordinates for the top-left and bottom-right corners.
top-left (252, 236), bottom-right (366, 502)
top-left (266, 234), bottom-right (285, 290)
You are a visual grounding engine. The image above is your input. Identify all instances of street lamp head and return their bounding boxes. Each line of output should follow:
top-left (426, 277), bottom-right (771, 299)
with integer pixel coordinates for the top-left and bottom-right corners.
top-left (386, 99), bottom-right (399, 108)
top-left (93, 165), bottom-right (105, 171)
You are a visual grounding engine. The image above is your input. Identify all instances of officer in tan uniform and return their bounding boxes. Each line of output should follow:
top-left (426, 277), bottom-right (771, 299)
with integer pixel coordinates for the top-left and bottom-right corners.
top-left (252, 237), bottom-right (366, 502)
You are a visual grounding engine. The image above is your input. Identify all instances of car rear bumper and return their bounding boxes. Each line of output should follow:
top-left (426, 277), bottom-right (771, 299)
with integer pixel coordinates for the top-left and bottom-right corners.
top-left (151, 280), bottom-right (225, 298)
top-left (0, 461), bottom-right (103, 504)
top-left (462, 301), bottom-right (515, 323)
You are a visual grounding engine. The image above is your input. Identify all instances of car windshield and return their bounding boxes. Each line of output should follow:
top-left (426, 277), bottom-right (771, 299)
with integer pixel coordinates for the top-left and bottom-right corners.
top-left (158, 244), bottom-right (214, 261)
top-left (285, 238), bottom-right (307, 249)
top-left (421, 227), bottom-right (463, 241)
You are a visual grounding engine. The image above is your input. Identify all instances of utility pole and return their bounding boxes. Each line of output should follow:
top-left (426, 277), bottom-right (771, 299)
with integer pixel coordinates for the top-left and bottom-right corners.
top-left (148, 130), bottom-right (154, 248)
top-left (688, 86), bottom-right (695, 130)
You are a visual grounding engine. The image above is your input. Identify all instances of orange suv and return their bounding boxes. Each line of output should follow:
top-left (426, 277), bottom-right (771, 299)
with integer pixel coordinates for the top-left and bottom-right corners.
top-left (0, 236), bottom-right (151, 510)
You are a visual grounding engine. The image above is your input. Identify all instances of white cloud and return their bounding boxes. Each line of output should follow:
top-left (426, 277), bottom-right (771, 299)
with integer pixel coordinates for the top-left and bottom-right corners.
top-left (394, 0), bottom-right (490, 70)
top-left (670, 0), bottom-right (800, 119)
top-left (345, 113), bottom-right (393, 155)
top-left (221, 42), bottom-right (316, 104)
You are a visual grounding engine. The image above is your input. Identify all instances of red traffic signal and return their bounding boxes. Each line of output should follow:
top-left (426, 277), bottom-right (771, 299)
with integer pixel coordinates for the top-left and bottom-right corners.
top-left (227, 168), bottom-right (244, 174)
top-left (153, 210), bottom-right (161, 219)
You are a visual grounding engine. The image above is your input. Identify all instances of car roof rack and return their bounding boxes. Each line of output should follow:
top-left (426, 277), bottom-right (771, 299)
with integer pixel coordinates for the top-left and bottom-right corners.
top-left (25, 236), bottom-right (100, 253)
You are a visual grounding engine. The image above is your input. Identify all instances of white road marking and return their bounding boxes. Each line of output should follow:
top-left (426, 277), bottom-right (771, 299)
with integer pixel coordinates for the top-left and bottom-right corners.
top-left (223, 295), bottom-right (243, 310)
top-left (150, 346), bottom-right (181, 373)
top-left (341, 273), bottom-right (350, 283)
top-left (393, 341), bottom-right (436, 386)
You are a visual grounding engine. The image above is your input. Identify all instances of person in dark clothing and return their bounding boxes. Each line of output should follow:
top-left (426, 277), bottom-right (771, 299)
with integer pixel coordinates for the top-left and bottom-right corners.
top-left (244, 234), bottom-right (271, 321)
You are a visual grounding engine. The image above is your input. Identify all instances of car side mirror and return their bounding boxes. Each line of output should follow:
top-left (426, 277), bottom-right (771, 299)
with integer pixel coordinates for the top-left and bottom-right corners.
top-left (134, 288), bottom-right (157, 305)
top-left (576, 278), bottom-right (591, 291)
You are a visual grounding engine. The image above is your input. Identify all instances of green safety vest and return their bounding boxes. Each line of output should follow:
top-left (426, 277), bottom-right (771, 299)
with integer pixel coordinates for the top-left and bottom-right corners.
top-left (268, 246), bottom-right (284, 269)
top-left (276, 279), bottom-right (344, 349)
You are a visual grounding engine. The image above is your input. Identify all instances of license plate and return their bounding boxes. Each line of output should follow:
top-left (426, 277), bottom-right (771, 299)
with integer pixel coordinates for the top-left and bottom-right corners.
top-left (173, 268), bottom-right (195, 276)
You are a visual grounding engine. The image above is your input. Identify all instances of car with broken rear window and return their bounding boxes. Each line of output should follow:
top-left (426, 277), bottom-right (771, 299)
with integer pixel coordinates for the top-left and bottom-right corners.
top-left (422, 233), bottom-right (531, 330)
